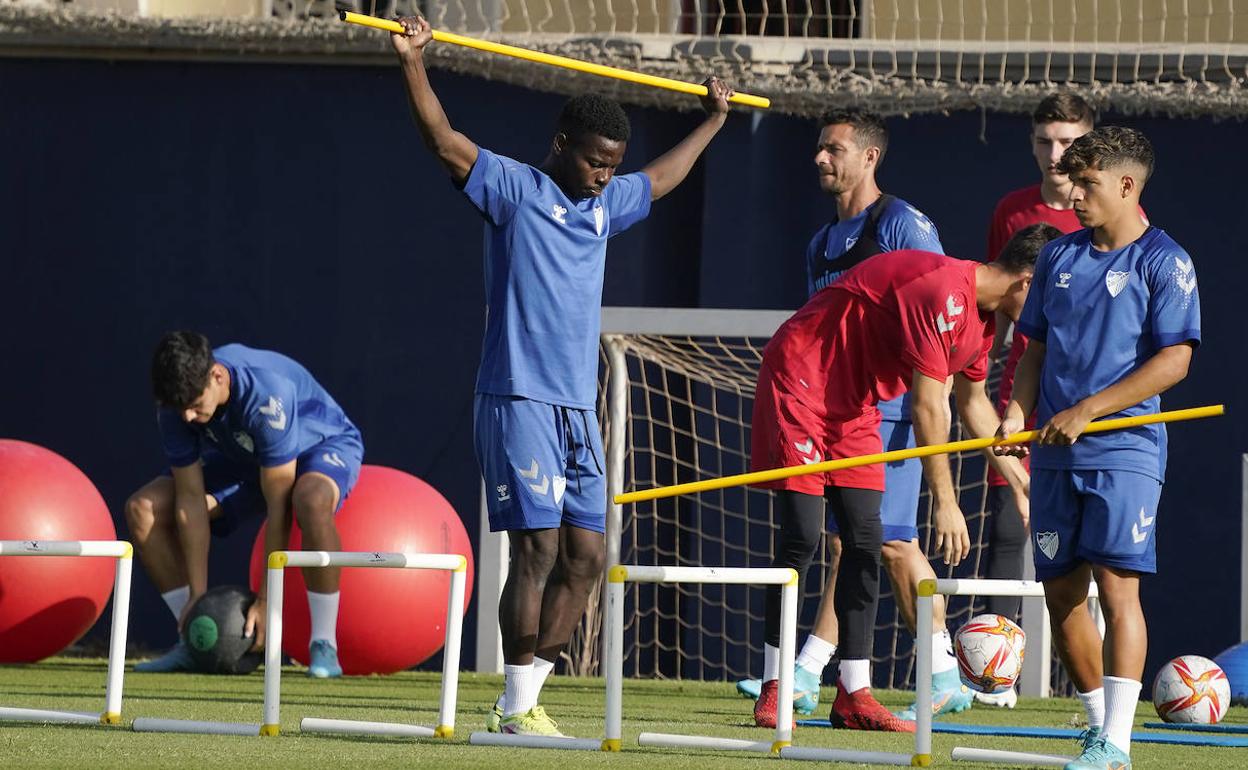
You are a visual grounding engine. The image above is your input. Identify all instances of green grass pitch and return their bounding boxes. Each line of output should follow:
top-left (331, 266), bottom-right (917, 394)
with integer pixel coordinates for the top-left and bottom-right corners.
top-left (2, 658), bottom-right (1245, 768)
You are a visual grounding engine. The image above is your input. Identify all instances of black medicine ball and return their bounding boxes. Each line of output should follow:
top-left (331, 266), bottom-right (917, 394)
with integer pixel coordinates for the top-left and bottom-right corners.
top-left (182, 585), bottom-right (263, 675)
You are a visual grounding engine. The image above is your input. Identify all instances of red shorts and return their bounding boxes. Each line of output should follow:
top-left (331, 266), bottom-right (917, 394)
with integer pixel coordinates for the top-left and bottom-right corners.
top-left (750, 360), bottom-right (885, 493)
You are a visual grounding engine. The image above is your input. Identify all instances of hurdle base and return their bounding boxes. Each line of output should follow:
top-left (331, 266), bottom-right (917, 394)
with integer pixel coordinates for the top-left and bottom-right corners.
top-left (131, 717), bottom-right (261, 736)
top-left (468, 731), bottom-right (602, 750)
top-left (779, 746), bottom-right (914, 765)
top-left (638, 732), bottom-right (774, 752)
top-left (301, 717), bottom-right (436, 738)
top-left (0, 707), bottom-right (101, 725)
top-left (951, 746), bottom-right (1070, 766)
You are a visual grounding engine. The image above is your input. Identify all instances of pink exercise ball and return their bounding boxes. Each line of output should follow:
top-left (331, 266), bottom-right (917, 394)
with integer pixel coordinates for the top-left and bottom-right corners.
top-left (0, 439), bottom-right (117, 662)
top-left (248, 465), bottom-right (473, 675)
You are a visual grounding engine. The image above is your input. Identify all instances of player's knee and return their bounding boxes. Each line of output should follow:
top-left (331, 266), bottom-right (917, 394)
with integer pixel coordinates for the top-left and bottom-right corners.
top-left (510, 534), bottom-right (560, 580)
top-left (1043, 573), bottom-right (1090, 616)
top-left (879, 538), bottom-right (912, 567)
top-left (827, 533), bottom-right (842, 562)
top-left (292, 479), bottom-right (338, 529)
top-left (775, 527), bottom-right (820, 569)
top-left (124, 492), bottom-right (160, 541)
top-left (838, 516), bottom-right (882, 558)
top-left (560, 547), bottom-right (605, 584)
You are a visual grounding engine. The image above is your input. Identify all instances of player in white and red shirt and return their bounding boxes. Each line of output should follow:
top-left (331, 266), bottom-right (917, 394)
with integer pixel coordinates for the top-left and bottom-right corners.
top-left (751, 225), bottom-right (1054, 731)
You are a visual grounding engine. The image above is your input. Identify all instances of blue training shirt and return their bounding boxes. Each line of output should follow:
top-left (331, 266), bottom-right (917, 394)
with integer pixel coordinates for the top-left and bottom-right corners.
top-left (463, 146), bottom-right (652, 410)
top-left (157, 344), bottom-right (361, 469)
top-left (1017, 227), bottom-right (1201, 480)
top-left (805, 195), bottom-right (945, 421)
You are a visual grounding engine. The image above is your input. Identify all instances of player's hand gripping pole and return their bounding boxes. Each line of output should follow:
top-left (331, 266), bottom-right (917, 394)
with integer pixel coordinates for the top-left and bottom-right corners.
top-left (614, 404), bottom-right (1224, 505)
top-left (339, 10), bottom-right (771, 109)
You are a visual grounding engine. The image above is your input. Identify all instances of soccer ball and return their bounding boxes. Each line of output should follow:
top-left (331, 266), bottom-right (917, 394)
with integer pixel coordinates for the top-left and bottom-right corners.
top-left (954, 614), bottom-right (1026, 694)
top-left (1152, 655), bottom-right (1230, 724)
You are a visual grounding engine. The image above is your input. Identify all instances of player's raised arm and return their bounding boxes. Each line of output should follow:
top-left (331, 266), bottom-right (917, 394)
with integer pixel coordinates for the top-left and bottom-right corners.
top-left (640, 77), bottom-right (731, 200)
top-left (909, 371), bottom-right (969, 566)
top-left (391, 16), bottom-right (478, 185)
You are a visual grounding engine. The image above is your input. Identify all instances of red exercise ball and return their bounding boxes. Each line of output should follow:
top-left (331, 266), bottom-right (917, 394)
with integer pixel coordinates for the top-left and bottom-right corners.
top-left (248, 465), bottom-right (474, 675)
top-left (0, 439), bottom-right (117, 663)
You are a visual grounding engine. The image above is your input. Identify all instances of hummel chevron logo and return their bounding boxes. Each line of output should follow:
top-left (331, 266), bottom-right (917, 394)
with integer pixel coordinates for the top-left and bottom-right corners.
top-left (529, 475), bottom-right (550, 495)
top-left (793, 439), bottom-right (822, 464)
top-left (1175, 256), bottom-right (1197, 295)
top-left (936, 293), bottom-right (964, 334)
top-left (518, 459), bottom-right (540, 480)
top-left (259, 396), bottom-right (287, 431)
top-left (1131, 507), bottom-right (1156, 544)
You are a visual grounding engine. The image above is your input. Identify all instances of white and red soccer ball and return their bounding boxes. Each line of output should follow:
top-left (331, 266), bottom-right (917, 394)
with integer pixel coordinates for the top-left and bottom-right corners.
top-left (954, 614), bottom-right (1027, 694)
top-left (1152, 655), bottom-right (1230, 724)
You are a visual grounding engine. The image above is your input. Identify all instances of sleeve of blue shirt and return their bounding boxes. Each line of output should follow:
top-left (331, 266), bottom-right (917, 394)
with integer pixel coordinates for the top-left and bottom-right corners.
top-left (602, 172), bottom-right (653, 235)
top-left (461, 146), bottom-right (535, 226)
top-left (157, 407), bottom-right (201, 468)
top-left (1016, 241), bottom-right (1053, 341)
top-left (879, 200), bottom-right (945, 254)
top-left (1147, 245), bottom-right (1202, 349)
top-left (246, 374), bottom-right (301, 468)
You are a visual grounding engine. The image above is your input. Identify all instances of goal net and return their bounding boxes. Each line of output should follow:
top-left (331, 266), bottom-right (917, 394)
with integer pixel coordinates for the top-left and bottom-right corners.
top-left (4, 0), bottom-right (1246, 119)
top-left (568, 306), bottom-right (1081, 696)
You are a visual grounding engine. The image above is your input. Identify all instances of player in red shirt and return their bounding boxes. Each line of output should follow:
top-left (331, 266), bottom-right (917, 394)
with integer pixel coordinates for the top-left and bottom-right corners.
top-left (751, 224), bottom-right (1057, 730)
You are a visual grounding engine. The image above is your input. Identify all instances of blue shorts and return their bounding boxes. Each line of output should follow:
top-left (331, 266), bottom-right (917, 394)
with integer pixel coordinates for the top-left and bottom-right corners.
top-left (1030, 468), bottom-right (1162, 581)
top-left (474, 394), bottom-right (606, 533)
top-left (171, 435), bottom-right (363, 536)
top-left (827, 419), bottom-right (920, 543)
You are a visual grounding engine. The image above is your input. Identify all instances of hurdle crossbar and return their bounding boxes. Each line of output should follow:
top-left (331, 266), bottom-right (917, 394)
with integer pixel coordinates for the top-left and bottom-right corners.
top-left (915, 578), bottom-right (1099, 766)
top-left (0, 540), bottom-right (133, 727)
top-left (133, 550), bottom-right (467, 739)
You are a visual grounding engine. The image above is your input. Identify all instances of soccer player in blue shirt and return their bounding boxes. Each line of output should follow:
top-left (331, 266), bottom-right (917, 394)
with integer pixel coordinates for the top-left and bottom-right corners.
top-left (997, 127), bottom-right (1200, 770)
top-left (390, 16), bottom-right (733, 736)
top-left (126, 332), bottom-right (364, 678)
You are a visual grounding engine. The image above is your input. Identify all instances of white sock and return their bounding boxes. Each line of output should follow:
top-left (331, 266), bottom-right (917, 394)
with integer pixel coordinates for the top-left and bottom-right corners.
top-left (932, 629), bottom-right (957, 675)
top-left (161, 586), bottom-right (190, 622)
top-left (504, 663), bottom-right (535, 716)
top-left (839, 658), bottom-right (871, 692)
top-left (1078, 687), bottom-right (1106, 730)
top-left (1102, 676), bottom-right (1141, 754)
top-left (763, 643), bottom-right (780, 682)
top-left (796, 634), bottom-right (837, 677)
top-left (532, 656), bottom-right (556, 698)
top-left (306, 590), bottom-right (340, 648)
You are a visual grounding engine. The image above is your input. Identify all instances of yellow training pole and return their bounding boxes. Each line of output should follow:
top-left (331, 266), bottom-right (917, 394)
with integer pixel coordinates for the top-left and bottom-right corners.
top-left (615, 404), bottom-right (1224, 505)
top-left (339, 11), bottom-right (771, 109)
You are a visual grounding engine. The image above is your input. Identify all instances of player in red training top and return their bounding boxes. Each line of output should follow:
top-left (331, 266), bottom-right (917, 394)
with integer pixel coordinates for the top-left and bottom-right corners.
top-left (750, 223), bottom-right (1057, 731)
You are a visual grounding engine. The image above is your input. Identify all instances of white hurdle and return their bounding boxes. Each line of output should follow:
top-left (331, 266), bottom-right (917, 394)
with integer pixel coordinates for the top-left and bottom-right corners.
top-left (133, 550), bottom-right (467, 738)
top-left (0, 540), bottom-right (133, 727)
top-left (914, 577), bottom-right (1100, 767)
top-left (467, 564), bottom-right (798, 753)
top-left (609, 565), bottom-right (798, 754)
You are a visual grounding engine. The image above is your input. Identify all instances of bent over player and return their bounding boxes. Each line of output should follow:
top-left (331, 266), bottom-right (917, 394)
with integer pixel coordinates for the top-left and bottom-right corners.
top-left (752, 225), bottom-right (1054, 731)
top-left (390, 16), bottom-right (733, 736)
top-left (997, 127), bottom-right (1199, 770)
top-left (128, 331), bottom-right (362, 678)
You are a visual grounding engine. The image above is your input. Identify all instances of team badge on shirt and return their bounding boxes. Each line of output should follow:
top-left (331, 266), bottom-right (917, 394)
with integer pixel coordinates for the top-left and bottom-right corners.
top-left (551, 204), bottom-right (568, 224)
top-left (1036, 530), bottom-right (1060, 560)
top-left (1105, 270), bottom-right (1130, 298)
top-left (234, 432), bottom-right (254, 453)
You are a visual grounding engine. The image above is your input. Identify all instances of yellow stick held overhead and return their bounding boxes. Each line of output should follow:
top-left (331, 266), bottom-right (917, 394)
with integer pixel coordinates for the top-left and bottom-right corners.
top-left (614, 404), bottom-right (1225, 505)
top-left (339, 10), bottom-right (771, 109)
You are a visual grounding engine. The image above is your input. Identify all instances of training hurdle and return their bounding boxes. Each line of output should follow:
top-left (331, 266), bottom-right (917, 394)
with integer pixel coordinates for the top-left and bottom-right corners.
top-left (133, 550), bottom-right (466, 738)
top-left (469, 564), bottom-right (798, 753)
top-left (915, 577), bottom-right (1101, 767)
top-left (0, 540), bottom-right (133, 727)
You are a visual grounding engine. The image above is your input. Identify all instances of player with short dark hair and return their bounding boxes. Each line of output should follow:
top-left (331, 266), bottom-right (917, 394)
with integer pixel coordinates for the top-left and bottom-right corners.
top-left (390, 16), bottom-right (733, 736)
top-left (128, 331), bottom-right (363, 678)
top-left (997, 127), bottom-right (1199, 770)
top-left (750, 224), bottom-right (1050, 732)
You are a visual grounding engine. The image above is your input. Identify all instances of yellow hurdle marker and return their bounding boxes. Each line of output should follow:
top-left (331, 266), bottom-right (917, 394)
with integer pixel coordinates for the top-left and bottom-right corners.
top-left (339, 10), bottom-right (771, 109)
top-left (615, 404), bottom-right (1224, 505)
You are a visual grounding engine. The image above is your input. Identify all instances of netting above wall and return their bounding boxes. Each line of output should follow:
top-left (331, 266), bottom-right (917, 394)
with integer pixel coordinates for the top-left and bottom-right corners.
top-left (3, 0), bottom-right (1246, 118)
